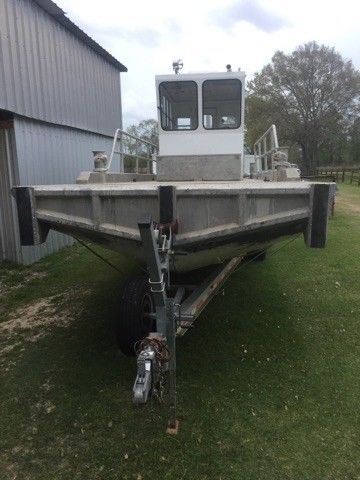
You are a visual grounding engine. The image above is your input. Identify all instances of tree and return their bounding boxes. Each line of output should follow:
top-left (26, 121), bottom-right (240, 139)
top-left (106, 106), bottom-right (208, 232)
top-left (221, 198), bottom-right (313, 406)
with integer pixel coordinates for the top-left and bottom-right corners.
top-left (350, 118), bottom-right (360, 164)
top-left (125, 119), bottom-right (158, 155)
top-left (246, 42), bottom-right (360, 173)
top-left (122, 119), bottom-right (158, 173)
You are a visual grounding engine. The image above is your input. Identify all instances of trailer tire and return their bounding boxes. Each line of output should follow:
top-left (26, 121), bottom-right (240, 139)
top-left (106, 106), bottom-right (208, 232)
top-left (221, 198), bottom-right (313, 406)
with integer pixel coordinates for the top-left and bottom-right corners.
top-left (116, 276), bottom-right (155, 356)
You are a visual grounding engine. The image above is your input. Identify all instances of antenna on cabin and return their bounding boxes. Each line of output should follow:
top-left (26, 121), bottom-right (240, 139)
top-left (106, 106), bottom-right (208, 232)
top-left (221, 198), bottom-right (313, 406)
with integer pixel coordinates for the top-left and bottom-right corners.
top-left (172, 59), bottom-right (183, 74)
top-left (226, 64), bottom-right (232, 72)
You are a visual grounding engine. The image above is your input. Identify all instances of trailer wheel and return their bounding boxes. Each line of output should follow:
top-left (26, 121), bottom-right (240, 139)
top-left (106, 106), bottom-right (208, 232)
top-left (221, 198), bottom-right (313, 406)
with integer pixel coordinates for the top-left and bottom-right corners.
top-left (116, 276), bottom-right (155, 356)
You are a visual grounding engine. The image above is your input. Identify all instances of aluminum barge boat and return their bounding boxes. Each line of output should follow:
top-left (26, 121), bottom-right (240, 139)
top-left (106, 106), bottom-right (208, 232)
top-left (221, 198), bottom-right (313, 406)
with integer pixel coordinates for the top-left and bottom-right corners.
top-left (14, 64), bottom-right (334, 432)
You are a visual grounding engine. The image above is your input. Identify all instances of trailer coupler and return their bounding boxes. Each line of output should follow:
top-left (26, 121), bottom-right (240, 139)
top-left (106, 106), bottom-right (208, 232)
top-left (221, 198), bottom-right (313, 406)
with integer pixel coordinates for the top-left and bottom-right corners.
top-left (133, 345), bottom-right (156, 404)
top-left (133, 335), bottom-right (169, 405)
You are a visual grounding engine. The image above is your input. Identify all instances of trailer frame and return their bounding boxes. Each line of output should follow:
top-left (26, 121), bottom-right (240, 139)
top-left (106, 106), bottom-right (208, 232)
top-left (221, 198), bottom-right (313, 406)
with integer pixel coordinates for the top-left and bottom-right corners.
top-left (133, 215), bottom-right (242, 433)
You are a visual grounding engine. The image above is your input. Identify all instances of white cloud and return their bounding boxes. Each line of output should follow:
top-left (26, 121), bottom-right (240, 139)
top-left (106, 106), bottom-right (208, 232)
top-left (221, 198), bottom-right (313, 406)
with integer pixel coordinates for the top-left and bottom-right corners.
top-left (57, 0), bottom-right (360, 127)
top-left (213, 0), bottom-right (290, 32)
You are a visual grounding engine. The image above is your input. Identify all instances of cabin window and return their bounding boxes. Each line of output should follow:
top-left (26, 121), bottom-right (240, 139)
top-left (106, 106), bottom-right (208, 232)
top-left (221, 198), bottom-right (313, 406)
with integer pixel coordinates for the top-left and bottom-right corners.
top-left (159, 81), bottom-right (198, 131)
top-left (202, 79), bottom-right (241, 130)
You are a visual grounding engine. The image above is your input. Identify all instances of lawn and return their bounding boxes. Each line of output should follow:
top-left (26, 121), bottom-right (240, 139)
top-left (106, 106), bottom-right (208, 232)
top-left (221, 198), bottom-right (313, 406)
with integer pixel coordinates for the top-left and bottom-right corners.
top-left (0, 184), bottom-right (359, 480)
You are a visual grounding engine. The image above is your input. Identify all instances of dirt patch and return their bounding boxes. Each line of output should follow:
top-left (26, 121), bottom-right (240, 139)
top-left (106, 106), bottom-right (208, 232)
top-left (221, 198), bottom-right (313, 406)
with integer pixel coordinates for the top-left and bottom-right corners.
top-left (0, 291), bottom-right (89, 365)
top-left (0, 270), bottom-right (48, 297)
top-left (0, 295), bottom-right (72, 337)
top-left (0, 342), bottom-right (22, 355)
top-left (337, 197), bottom-right (360, 213)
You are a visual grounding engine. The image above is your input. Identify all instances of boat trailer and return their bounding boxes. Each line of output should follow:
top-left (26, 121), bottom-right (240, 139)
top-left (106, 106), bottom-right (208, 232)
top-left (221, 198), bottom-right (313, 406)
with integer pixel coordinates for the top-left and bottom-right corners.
top-left (132, 215), bottom-right (242, 434)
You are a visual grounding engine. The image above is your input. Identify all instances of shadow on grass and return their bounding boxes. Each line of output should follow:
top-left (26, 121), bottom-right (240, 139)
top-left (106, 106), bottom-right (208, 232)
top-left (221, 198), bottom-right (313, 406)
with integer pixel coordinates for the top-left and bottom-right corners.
top-left (3, 254), bottom-right (305, 435)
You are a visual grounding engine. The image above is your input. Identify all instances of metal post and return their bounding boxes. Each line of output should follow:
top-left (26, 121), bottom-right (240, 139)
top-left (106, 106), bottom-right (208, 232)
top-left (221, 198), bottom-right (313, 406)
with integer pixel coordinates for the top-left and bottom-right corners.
top-left (119, 131), bottom-right (124, 173)
top-left (166, 298), bottom-right (178, 434)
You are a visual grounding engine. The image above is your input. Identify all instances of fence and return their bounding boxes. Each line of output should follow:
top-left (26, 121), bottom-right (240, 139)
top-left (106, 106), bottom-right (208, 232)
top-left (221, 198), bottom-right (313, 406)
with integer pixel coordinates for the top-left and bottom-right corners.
top-left (316, 166), bottom-right (360, 186)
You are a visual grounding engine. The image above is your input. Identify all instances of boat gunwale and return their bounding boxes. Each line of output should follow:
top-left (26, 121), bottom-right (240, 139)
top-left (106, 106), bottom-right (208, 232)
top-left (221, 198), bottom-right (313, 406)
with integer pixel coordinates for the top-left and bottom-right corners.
top-left (31, 182), bottom-right (314, 198)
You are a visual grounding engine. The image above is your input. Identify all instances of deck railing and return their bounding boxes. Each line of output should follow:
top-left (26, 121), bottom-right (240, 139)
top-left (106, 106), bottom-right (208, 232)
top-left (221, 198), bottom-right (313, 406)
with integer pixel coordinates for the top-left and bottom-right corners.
top-left (253, 124), bottom-right (280, 174)
top-left (106, 129), bottom-right (158, 174)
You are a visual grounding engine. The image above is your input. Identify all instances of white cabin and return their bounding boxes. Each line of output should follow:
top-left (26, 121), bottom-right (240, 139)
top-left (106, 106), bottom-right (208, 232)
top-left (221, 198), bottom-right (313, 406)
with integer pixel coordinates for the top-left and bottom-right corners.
top-left (155, 70), bottom-right (246, 181)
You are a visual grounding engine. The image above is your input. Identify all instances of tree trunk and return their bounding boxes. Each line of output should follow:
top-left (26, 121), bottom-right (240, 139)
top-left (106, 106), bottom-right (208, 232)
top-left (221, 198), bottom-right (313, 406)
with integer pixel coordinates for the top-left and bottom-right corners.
top-left (301, 141), bottom-right (318, 175)
top-left (301, 143), bottom-right (311, 175)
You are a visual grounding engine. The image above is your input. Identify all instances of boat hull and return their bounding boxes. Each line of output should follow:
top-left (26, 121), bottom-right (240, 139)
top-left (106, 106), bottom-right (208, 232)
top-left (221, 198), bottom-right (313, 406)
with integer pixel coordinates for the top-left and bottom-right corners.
top-left (13, 179), bottom-right (332, 272)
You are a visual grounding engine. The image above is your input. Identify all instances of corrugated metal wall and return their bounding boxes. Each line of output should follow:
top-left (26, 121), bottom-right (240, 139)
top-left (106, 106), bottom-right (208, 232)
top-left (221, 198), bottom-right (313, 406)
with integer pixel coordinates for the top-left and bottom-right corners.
top-left (0, 126), bottom-right (21, 262)
top-left (0, 0), bottom-right (122, 136)
top-left (13, 116), bottom-right (115, 264)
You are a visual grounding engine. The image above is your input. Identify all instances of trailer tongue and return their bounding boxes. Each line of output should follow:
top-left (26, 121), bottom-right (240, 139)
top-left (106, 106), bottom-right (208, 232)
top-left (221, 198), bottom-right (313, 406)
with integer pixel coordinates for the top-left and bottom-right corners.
top-left (133, 216), bottom-right (245, 432)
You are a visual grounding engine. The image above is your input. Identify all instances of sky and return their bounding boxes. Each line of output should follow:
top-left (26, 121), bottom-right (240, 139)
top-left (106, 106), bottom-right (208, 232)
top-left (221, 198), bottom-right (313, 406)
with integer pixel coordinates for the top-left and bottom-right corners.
top-left (56, 0), bottom-right (360, 127)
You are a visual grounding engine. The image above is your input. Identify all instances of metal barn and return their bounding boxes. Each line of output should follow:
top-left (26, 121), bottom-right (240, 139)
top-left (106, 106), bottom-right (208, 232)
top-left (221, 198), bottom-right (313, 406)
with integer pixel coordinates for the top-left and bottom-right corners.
top-left (0, 0), bottom-right (127, 264)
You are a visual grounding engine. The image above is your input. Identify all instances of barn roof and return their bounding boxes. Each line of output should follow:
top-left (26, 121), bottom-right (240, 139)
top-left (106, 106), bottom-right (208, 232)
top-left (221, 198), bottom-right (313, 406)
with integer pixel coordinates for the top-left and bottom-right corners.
top-left (33, 0), bottom-right (127, 72)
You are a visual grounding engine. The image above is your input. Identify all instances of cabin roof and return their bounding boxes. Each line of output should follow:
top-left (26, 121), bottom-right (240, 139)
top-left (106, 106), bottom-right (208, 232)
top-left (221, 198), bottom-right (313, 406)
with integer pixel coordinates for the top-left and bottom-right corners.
top-left (155, 70), bottom-right (246, 82)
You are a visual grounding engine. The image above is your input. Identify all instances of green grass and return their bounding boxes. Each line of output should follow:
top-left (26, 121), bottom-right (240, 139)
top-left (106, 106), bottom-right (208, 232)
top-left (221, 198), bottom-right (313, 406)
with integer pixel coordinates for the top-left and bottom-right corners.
top-left (0, 184), bottom-right (359, 480)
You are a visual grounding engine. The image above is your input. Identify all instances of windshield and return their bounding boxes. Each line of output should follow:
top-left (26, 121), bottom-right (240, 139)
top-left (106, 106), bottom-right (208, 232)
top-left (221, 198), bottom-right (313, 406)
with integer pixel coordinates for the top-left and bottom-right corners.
top-left (202, 79), bottom-right (241, 130)
top-left (159, 81), bottom-right (198, 131)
